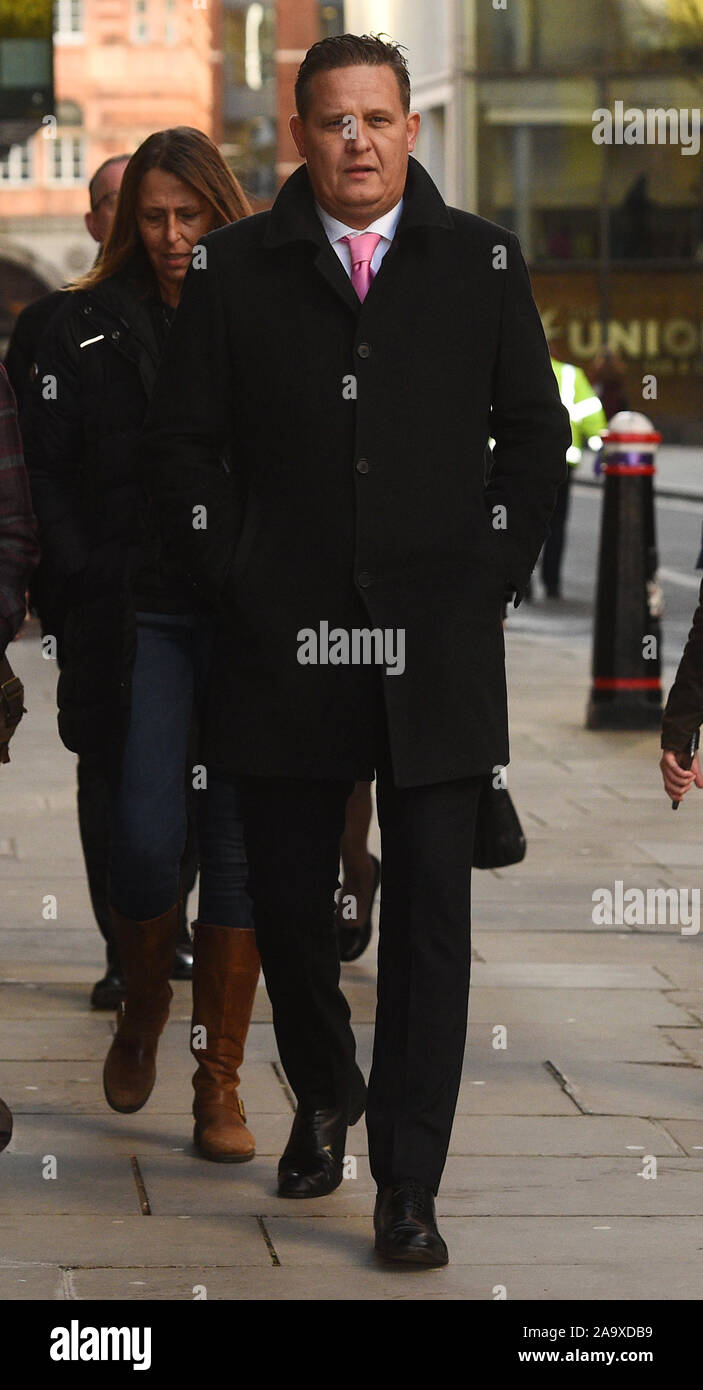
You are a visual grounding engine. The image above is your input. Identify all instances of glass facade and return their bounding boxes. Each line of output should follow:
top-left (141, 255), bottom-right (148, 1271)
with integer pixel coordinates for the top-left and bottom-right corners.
top-left (222, 0), bottom-right (277, 200)
top-left (464, 0), bottom-right (703, 438)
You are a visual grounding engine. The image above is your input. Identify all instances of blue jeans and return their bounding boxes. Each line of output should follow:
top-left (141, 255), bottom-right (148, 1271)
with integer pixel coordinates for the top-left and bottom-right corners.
top-left (108, 612), bottom-right (252, 928)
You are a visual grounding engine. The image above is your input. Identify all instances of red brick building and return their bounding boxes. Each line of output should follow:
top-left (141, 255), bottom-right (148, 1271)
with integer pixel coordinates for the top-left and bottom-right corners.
top-left (0, 0), bottom-right (343, 345)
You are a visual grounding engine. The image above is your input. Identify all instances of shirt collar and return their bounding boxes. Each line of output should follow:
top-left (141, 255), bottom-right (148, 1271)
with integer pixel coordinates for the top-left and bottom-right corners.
top-left (314, 197), bottom-right (404, 247)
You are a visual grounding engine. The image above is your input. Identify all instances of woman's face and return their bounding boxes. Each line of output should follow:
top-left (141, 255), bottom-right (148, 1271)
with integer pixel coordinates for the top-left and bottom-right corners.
top-left (136, 167), bottom-right (216, 305)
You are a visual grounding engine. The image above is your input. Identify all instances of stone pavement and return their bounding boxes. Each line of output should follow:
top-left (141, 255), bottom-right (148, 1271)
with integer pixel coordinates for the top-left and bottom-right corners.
top-left (1, 620), bottom-right (703, 1302)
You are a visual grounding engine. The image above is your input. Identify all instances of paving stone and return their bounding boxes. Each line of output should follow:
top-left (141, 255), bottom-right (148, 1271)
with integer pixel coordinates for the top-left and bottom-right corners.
top-left (0, 1215), bottom-right (271, 1267)
top-left (0, 1154), bottom-right (141, 1214)
top-left (653, 1120), bottom-right (703, 1157)
top-left (0, 1018), bottom-right (112, 1060)
top-left (667, 992), bottom-right (703, 1023)
top-left (548, 1058), bottom-right (703, 1120)
top-left (0, 982), bottom-right (103, 1018)
top-left (466, 1012), bottom-right (679, 1064)
top-left (446, 1115), bottom-right (681, 1156)
top-left (650, 958), bottom-right (703, 989)
top-left (636, 841), bottom-right (703, 867)
top-left (0, 931), bottom-right (115, 965)
top-left (0, 1266), bottom-right (65, 1300)
top-left (138, 1146), bottom-right (370, 1217)
top-left (264, 1214), bottom-right (703, 1270)
top-left (8, 1113), bottom-right (195, 1157)
top-left (2, 1060), bottom-right (288, 1115)
top-left (59, 1258), bottom-right (703, 1300)
top-left (474, 931), bottom-right (702, 967)
top-left (661, 1029), bottom-right (703, 1065)
top-left (436, 1156), bottom-right (703, 1216)
top-left (471, 963), bottom-right (668, 989)
top-left (466, 988), bottom-right (689, 1028)
top-left (455, 1065), bottom-right (578, 1115)
top-left (66, 1264), bottom-right (480, 1300)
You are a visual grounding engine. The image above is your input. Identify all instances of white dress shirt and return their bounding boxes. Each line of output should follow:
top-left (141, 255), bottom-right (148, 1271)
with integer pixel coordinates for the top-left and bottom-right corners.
top-left (315, 198), bottom-right (404, 278)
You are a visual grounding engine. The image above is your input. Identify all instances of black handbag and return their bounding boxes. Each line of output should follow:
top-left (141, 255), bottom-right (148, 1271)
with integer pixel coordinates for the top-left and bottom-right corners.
top-left (472, 779), bottom-right (527, 869)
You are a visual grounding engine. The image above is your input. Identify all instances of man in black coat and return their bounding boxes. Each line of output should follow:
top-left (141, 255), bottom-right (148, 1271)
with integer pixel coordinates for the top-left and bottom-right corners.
top-left (144, 34), bottom-right (570, 1266)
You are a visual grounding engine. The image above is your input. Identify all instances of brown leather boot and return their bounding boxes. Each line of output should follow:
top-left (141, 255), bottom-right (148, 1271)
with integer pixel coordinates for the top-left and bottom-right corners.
top-left (103, 904), bottom-right (178, 1114)
top-left (191, 924), bottom-right (260, 1162)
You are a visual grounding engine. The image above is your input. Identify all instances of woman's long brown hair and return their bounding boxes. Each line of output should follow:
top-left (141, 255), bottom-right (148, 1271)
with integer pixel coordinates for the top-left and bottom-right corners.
top-left (74, 126), bottom-right (252, 291)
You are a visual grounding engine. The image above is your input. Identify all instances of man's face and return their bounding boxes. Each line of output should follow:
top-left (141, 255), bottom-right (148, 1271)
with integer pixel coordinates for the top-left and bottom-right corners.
top-left (85, 159), bottom-right (128, 245)
top-left (290, 64), bottom-right (420, 229)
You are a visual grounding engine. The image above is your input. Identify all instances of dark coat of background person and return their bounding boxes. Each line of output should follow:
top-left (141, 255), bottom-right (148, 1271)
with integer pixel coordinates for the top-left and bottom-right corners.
top-left (19, 253), bottom-right (213, 772)
top-left (661, 582), bottom-right (703, 751)
top-left (6, 290), bottom-right (71, 642)
top-left (0, 363), bottom-right (40, 654)
top-left (145, 157), bottom-right (571, 788)
top-left (4, 290), bottom-right (65, 412)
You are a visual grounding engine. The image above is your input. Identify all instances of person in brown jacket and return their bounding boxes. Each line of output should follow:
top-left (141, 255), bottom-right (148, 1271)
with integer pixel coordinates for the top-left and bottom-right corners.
top-left (660, 588), bottom-right (703, 801)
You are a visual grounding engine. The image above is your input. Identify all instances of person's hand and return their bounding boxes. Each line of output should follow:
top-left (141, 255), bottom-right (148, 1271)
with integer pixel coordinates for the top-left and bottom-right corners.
top-left (660, 749), bottom-right (703, 801)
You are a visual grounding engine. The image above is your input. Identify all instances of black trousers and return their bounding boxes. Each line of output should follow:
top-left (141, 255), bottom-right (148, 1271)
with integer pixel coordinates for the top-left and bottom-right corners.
top-left (540, 465), bottom-right (574, 594)
top-left (241, 717), bottom-right (482, 1194)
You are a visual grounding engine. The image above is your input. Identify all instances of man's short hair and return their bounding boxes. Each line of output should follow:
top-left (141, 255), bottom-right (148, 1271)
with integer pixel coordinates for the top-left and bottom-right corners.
top-left (295, 33), bottom-right (410, 120)
top-left (88, 154), bottom-right (130, 209)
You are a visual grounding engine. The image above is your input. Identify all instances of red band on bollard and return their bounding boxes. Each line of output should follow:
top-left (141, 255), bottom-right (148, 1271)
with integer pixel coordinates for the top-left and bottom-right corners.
top-left (603, 465), bottom-right (655, 476)
top-left (593, 677), bottom-right (661, 690)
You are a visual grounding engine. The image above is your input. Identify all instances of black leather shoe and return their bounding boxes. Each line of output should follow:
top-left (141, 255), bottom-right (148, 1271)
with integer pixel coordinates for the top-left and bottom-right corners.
top-left (338, 854), bottom-right (381, 963)
top-left (278, 1106), bottom-right (347, 1198)
top-left (278, 1071), bottom-right (367, 1199)
top-left (374, 1180), bottom-right (449, 1267)
top-left (90, 963), bottom-right (126, 1011)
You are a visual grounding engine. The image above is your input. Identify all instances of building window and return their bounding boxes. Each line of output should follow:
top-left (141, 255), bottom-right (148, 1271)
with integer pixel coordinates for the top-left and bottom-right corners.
top-left (53, 0), bottom-right (84, 41)
top-left (48, 134), bottom-right (85, 184)
top-left (223, 2), bottom-right (275, 91)
top-left (165, 0), bottom-right (177, 43)
top-left (133, 0), bottom-right (149, 43)
top-left (0, 141), bottom-right (34, 185)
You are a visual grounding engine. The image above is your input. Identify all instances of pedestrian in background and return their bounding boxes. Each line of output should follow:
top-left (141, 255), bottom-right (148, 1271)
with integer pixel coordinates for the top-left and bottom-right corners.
top-left (144, 36), bottom-right (570, 1264)
top-left (660, 588), bottom-right (703, 801)
top-left (538, 357), bottom-right (606, 599)
top-left (21, 128), bottom-right (260, 1163)
top-left (0, 363), bottom-right (40, 1151)
top-left (5, 153), bottom-right (196, 1010)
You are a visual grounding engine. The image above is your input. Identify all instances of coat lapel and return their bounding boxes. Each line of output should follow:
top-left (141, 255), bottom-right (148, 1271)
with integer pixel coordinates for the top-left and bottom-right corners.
top-left (312, 241), bottom-right (361, 316)
top-left (262, 158), bottom-right (453, 318)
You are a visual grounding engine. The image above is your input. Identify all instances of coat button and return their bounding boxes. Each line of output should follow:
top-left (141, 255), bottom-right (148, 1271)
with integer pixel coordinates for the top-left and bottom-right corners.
top-left (357, 342), bottom-right (371, 358)
top-left (356, 457), bottom-right (369, 474)
top-left (357, 571), bottom-right (373, 588)
top-left (111, 329), bottom-right (120, 341)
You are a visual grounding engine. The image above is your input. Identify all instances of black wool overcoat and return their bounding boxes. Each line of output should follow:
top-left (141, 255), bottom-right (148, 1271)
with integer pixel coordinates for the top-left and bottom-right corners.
top-left (144, 157), bottom-right (571, 787)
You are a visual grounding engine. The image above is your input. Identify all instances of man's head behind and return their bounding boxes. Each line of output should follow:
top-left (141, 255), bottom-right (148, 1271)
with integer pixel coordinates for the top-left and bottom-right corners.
top-left (291, 33), bottom-right (420, 230)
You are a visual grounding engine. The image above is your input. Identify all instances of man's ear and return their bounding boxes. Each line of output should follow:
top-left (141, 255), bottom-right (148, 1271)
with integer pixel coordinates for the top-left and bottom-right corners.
top-left (289, 114), bottom-right (306, 159)
top-left (407, 111), bottom-right (421, 154)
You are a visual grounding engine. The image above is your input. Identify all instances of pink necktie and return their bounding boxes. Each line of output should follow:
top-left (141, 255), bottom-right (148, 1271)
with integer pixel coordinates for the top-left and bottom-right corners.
top-left (340, 232), bottom-right (383, 302)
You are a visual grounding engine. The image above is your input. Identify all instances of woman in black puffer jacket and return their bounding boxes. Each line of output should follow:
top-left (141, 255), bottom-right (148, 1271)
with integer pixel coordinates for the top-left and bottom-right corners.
top-left (21, 129), bottom-right (260, 1163)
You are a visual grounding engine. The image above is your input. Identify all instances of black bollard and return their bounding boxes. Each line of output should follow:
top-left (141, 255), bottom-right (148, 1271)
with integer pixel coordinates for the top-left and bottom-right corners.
top-left (586, 412), bottom-right (663, 730)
